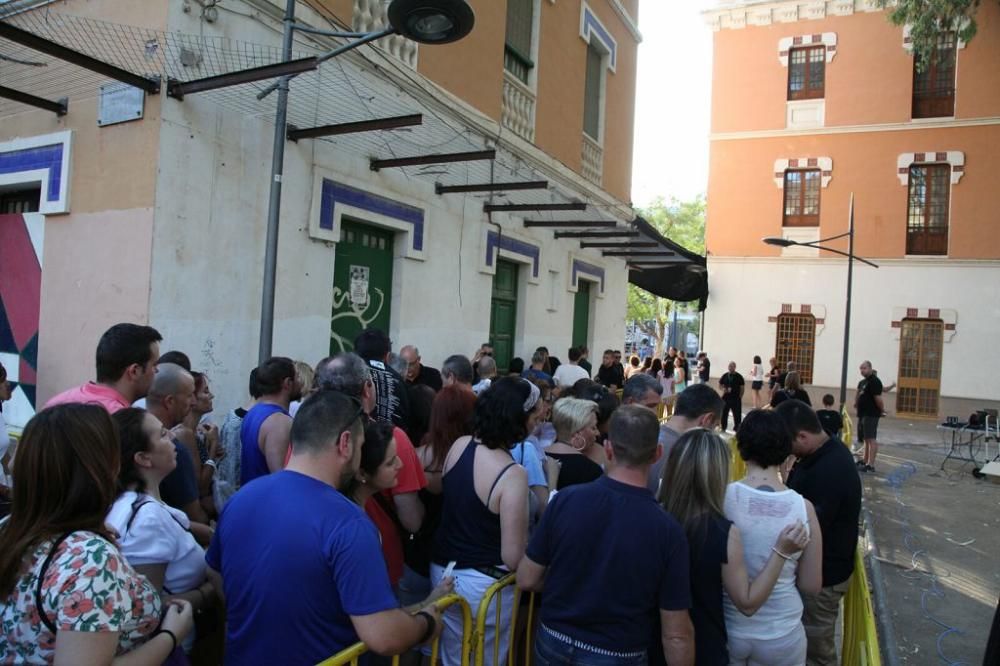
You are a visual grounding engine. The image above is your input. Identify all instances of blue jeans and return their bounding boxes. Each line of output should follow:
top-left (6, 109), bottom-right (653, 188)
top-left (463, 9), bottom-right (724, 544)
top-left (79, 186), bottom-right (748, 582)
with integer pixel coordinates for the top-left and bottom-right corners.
top-left (534, 626), bottom-right (648, 666)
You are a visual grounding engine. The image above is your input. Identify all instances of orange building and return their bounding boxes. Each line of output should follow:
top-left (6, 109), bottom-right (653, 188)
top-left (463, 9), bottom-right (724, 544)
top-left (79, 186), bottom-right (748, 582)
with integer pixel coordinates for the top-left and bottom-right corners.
top-left (702, 0), bottom-right (1000, 414)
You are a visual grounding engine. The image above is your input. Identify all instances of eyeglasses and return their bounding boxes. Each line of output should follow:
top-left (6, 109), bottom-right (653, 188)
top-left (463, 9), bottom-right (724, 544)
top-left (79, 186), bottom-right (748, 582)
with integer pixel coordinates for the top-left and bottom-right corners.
top-left (346, 394), bottom-right (368, 428)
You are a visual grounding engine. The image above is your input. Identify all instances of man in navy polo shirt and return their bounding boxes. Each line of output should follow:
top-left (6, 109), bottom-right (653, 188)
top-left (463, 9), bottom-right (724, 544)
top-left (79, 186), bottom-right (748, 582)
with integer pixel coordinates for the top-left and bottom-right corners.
top-left (517, 405), bottom-right (694, 665)
top-left (206, 390), bottom-right (442, 664)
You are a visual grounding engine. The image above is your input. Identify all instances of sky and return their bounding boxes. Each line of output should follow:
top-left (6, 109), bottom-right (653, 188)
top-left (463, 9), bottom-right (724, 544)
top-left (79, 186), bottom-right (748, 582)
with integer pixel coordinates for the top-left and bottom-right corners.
top-left (630, 0), bottom-right (715, 209)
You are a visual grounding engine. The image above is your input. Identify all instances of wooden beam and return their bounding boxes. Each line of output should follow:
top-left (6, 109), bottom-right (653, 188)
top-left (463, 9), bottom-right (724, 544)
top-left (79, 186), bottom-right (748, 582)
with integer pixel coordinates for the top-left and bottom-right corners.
top-left (523, 220), bottom-right (616, 228)
top-left (371, 149), bottom-right (495, 171)
top-left (288, 114), bottom-right (422, 141)
top-left (436, 180), bottom-right (548, 194)
top-left (580, 241), bottom-right (658, 249)
top-left (0, 85), bottom-right (66, 115)
top-left (602, 250), bottom-right (676, 257)
top-left (553, 230), bottom-right (638, 238)
top-left (484, 203), bottom-right (586, 213)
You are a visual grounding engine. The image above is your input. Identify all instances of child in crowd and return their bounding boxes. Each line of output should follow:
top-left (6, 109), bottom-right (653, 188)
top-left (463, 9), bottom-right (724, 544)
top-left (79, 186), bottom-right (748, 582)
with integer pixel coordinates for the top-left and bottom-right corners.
top-left (816, 394), bottom-right (842, 438)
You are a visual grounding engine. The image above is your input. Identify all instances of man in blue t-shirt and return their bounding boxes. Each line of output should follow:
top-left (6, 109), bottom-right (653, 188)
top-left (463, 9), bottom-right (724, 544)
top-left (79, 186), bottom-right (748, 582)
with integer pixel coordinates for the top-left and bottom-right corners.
top-left (206, 390), bottom-right (443, 664)
top-left (517, 405), bottom-right (694, 664)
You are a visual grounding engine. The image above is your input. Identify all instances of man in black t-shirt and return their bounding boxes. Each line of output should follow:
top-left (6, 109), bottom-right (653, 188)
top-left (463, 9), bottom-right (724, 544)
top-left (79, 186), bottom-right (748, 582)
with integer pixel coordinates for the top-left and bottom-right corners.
top-left (596, 349), bottom-right (625, 390)
top-left (354, 328), bottom-right (410, 428)
top-left (399, 345), bottom-right (442, 392)
top-left (718, 361), bottom-right (745, 431)
top-left (854, 360), bottom-right (883, 473)
top-left (696, 352), bottom-right (711, 384)
top-left (776, 400), bottom-right (861, 666)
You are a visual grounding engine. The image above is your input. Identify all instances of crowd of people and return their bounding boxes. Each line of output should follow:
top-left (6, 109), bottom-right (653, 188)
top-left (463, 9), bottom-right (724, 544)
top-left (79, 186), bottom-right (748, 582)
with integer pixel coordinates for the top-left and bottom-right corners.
top-left (0, 323), bottom-right (870, 666)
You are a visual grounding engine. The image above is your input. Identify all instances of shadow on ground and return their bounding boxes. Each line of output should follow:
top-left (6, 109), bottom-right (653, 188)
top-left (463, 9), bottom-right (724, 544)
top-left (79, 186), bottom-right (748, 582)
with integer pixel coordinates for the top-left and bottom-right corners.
top-left (863, 418), bottom-right (1000, 664)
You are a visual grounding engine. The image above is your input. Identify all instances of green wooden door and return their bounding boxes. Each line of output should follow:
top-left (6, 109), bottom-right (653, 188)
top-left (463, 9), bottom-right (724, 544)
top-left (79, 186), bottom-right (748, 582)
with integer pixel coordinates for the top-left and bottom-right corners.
top-left (572, 280), bottom-right (591, 349)
top-left (330, 220), bottom-right (395, 355)
top-left (489, 260), bottom-right (519, 373)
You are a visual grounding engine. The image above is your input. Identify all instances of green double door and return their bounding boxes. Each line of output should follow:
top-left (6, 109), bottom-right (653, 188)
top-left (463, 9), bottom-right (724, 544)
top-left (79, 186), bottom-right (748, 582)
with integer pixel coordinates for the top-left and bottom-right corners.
top-left (330, 220), bottom-right (395, 355)
top-left (572, 280), bottom-right (592, 350)
top-left (489, 260), bottom-right (519, 374)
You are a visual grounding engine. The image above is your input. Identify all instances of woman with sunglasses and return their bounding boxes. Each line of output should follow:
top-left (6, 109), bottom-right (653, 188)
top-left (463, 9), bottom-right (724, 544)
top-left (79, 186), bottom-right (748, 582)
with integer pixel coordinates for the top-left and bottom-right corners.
top-left (431, 377), bottom-right (532, 666)
top-left (0, 404), bottom-right (193, 664)
top-left (106, 408), bottom-right (215, 653)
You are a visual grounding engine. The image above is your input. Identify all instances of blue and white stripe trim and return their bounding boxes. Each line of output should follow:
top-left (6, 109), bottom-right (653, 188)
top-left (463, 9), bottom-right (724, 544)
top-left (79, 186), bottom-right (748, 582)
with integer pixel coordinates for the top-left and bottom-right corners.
top-left (580, 3), bottom-right (618, 72)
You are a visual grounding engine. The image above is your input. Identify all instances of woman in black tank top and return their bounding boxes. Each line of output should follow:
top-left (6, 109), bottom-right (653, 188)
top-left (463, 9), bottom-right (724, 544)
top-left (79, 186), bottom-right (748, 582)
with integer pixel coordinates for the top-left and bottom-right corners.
top-left (431, 378), bottom-right (535, 666)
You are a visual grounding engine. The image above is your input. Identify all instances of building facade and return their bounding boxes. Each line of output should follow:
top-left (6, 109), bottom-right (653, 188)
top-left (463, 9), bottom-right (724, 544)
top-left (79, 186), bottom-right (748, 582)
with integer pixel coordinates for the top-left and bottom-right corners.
top-left (701, 0), bottom-right (1000, 415)
top-left (0, 0), bottom-right (642, 427)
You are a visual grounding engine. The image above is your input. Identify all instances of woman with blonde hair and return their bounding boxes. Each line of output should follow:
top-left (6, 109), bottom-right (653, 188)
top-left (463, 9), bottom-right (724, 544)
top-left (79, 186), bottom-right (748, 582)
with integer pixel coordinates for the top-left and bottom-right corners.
top-left (660, 428), bottom-right (811, 665)
top-left (288, 360), bottom-right (316, 418)
top-left (544, 397), bottom-right (603, 490)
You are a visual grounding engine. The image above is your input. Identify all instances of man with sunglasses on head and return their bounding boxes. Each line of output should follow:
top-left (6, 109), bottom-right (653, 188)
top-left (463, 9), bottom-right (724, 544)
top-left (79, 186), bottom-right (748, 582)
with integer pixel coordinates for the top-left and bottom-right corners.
top-left (206, 389), bottom-right (442, 664)
top-left (316, 353), bottom-right (427, 597)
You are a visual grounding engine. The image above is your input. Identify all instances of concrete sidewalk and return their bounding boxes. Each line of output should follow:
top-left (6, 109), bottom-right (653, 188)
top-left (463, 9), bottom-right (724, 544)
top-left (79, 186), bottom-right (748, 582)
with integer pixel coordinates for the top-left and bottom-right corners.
top-left (862, 417), bottom-right (999, 665)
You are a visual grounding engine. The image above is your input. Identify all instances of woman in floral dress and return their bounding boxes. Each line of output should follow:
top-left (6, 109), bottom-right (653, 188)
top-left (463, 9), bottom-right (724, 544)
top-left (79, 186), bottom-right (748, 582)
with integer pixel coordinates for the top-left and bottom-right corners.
top-left (0, 403), bottom-right (194, 664)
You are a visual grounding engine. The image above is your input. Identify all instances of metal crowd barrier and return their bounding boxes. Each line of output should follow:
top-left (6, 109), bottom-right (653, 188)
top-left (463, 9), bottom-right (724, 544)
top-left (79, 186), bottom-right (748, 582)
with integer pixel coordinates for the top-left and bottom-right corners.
top-left (842, 548), bottom-right (882, 666)
top-left (317, 593), bottom-right (473, 666)
top-left (473, 573), bottom-right (535, 666)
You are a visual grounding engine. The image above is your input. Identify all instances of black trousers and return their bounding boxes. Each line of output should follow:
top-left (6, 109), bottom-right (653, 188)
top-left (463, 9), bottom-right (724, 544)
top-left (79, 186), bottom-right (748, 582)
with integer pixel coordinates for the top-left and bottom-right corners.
top-left (722, 398), bottom-right (742, 431)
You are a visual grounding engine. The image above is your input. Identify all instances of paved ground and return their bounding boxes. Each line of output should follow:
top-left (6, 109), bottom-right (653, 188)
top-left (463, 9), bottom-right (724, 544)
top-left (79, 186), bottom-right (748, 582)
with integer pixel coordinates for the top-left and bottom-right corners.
top-left (862, 417), bottom-right (1000, 665)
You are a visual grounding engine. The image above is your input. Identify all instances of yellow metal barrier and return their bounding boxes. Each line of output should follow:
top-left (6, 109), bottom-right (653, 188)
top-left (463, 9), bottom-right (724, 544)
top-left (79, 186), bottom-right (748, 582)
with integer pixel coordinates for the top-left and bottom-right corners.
top-left (727, 436), bottom-right (747, 483)
top-left (317, 593), bottom-right (473, 666)
top-left (842, 408), bottom-right (854, 449)
top-left (841, 548), bottom-right (881, 666)
top-left (472, 573), bottom-right (535, 666)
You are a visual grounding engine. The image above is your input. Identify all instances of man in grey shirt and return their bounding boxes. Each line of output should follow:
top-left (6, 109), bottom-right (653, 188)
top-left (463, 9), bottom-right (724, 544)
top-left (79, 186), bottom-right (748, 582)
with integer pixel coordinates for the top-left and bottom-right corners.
top-left (647, 383), bottom-right (724, 495)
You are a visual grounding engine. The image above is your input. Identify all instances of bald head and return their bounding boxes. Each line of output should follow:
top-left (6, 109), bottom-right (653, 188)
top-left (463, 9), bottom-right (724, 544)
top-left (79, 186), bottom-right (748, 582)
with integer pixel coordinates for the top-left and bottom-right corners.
top-left (148, 363), bottom-right (193, 401)
top-left (145, 363), bottom-right (195, 427)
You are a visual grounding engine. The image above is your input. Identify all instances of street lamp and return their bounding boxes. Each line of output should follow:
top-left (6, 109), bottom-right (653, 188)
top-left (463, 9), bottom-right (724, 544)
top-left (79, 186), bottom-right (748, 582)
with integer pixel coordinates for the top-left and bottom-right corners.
top-left (762, 193), bottom-right (879, 412)
top-left (258, 0), bottom-right (475, 363)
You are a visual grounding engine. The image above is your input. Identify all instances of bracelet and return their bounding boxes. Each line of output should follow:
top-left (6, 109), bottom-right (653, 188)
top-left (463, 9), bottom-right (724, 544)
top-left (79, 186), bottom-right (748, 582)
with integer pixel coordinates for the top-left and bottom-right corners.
top-left (153, 628), bottom-right (177, 652)
top-left (415, 610), bottom-right (436, 644)
top-left (771, 547), bottom-right (793, 561)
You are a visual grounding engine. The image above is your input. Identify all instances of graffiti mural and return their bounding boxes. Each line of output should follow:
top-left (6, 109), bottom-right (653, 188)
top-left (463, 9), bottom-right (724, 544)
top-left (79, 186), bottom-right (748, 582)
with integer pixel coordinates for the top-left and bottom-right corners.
top-left (330, 284), bottom-right (386, 355)
top-left (0, 213), bottom-right (43, 429)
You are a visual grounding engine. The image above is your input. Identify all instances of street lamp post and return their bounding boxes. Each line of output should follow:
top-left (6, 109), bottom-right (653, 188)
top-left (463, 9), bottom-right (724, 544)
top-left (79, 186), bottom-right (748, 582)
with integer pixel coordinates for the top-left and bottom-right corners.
top-left (763, 193), bottom-right (879, 412)
top-left (257, 0), bottom-right (475, 363)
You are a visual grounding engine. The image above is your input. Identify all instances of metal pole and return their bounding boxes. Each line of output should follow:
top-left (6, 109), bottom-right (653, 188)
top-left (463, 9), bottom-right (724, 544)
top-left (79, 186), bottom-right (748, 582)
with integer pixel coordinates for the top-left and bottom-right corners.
top-left (671, 306), bottom-right (678, 351)
top-left (258, 0), bottom-right (296, 364)
top-left (839, 193), bottom-right (855, 411)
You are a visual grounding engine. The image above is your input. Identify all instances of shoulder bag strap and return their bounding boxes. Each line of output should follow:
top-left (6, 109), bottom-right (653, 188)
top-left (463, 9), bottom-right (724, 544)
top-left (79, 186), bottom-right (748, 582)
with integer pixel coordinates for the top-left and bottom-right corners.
top-left (36, 531), bottom-right (75, 635)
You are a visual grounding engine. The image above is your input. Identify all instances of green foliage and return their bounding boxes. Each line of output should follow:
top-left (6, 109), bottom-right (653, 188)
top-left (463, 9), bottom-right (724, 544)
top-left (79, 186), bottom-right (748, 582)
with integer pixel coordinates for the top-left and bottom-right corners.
top-left (876, 0), bottom-right (987, 68)
top-left (626, 196), bottom-right (706, 356)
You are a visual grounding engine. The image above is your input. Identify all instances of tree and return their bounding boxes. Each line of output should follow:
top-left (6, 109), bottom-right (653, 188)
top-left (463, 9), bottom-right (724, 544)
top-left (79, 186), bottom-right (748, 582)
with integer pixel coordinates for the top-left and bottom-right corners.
top-left (626, 196), bottom-right (706, 358)
top-left (877, 0), bottom-right (993, 67)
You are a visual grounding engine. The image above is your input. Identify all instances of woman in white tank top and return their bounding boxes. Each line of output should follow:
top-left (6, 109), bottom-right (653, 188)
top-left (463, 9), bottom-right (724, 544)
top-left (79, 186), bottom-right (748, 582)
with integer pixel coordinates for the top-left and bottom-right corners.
top-left (724, 410), bottom-right (823, 666)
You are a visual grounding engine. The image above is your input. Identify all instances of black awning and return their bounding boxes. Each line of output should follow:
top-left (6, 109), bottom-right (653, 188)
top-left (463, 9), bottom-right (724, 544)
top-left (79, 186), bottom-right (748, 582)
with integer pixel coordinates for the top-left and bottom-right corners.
top-left (627, 216), bottom-right (709, 310)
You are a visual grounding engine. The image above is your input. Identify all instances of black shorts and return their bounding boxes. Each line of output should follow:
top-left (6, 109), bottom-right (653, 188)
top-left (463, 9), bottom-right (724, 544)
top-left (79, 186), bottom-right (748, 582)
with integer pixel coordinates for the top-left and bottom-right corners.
top-left (858, 416), bottom-right (880, 442)
top-left (751, 381), bottom-right (764, 390)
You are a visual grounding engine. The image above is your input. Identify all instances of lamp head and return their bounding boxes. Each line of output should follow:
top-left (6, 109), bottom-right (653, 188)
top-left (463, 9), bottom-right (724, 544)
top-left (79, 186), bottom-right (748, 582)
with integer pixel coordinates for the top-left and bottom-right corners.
top-left (388, 0), bottom-right (475, 44)
top-left (762, 236), bottom-right (797, 247)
